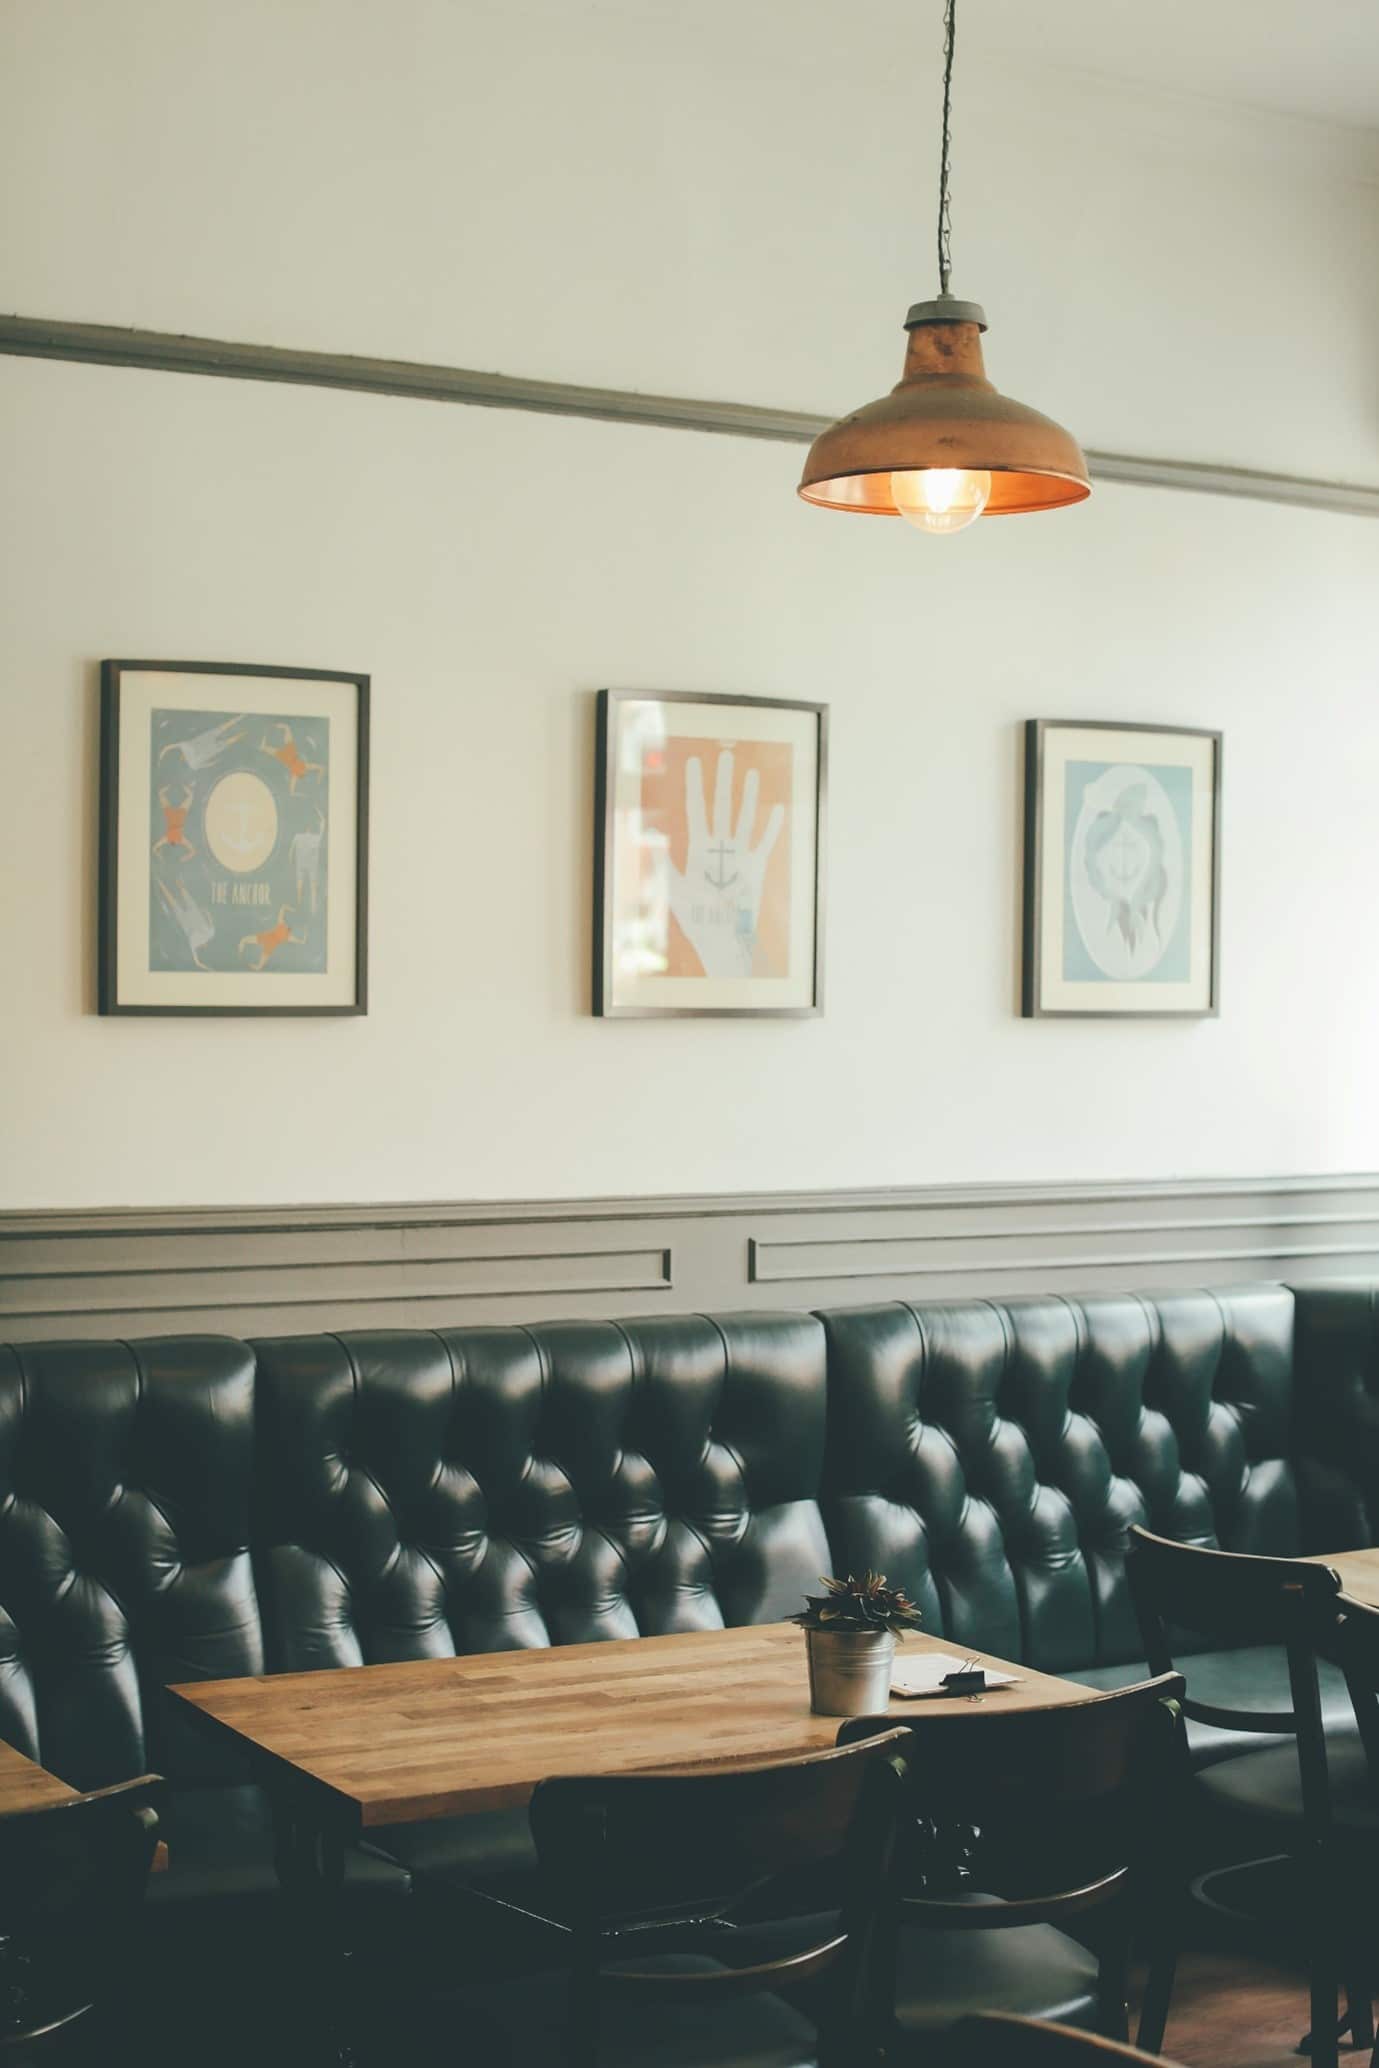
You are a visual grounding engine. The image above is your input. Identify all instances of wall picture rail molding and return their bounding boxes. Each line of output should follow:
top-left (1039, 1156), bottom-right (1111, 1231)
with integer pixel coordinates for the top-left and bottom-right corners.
top-left (2, 315), bottom-right (1375, 522)
top-left (4, 1173), bottom-right (1379, 1340)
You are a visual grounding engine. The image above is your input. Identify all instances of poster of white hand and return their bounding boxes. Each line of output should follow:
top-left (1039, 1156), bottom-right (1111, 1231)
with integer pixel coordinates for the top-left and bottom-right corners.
top-left (666, 749), bottom-right (785, 979)
top-left (596, 689), bottom-right (825, 1017)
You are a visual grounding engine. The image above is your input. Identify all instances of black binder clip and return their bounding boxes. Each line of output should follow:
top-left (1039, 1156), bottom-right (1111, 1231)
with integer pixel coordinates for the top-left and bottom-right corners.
top-left (941, 1668), bottom-right (987, 1695)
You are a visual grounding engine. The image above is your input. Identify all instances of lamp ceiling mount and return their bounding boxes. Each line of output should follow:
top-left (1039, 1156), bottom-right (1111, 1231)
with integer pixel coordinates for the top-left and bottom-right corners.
top-left (797, 0), bottom-right (1090, 532)
top-left (905, 295), bottom-right (987, 331)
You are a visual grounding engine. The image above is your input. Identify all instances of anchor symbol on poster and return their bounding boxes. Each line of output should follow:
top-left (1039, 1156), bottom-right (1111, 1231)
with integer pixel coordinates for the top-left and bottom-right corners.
top-left (666, 746), bottom-right (786, 980)
top-left (705, 841), bottom-right (739, 892)
top-left (219, 803), bottom-right (268, 856)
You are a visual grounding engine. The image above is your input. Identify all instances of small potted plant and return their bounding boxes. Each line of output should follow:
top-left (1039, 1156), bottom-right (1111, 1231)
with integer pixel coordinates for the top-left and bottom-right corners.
top-left (793, 1571), bottom-right (923, 1716)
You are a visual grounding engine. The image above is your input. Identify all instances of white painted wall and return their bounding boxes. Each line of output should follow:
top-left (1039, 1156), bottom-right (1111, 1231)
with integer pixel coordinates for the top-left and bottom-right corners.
top-left (1, 0), bottom-right (1377, 1209)
top-left (5, 0), bottom-right (1379, 478)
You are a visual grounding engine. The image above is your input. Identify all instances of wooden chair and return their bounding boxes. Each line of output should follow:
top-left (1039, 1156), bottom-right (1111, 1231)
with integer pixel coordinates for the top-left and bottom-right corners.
top-left (1301, 1589), bottom-right (1379, 2068)
top-left (431, 1728), bottom-right (911, 2068)
top-left (1125, 1526), bottom-right (1360, 2067)
top-left (942, 2012), bottom-right (1187, 2068)
top-left (1126, 1525), bottom-right (1344, 1751)
top-left (1326, 1589), bottom-right (1379, 1788)
top-left (0, 1774), bottom-right (163, 2059)
top-left (838, 1675), bottom-right (1187, 2061)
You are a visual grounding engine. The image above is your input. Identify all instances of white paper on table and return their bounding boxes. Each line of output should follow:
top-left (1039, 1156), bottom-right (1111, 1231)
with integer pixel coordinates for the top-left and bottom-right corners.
top-left (889, 1650), bottom-right (1021, 1698)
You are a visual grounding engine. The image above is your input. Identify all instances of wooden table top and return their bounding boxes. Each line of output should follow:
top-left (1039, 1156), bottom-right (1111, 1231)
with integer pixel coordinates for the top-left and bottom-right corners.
top-left (0, 1739), bottom-right (79, 1818)
top-left (169, 1622), bottom-right (1098, 1833)
top-left (1308, 1546), bottom-right (1379, 1609)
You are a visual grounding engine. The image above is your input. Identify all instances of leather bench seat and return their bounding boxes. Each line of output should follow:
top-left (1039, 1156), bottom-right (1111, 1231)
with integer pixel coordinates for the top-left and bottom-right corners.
top-left (1068, 1647), bottom-right (1359, 1767)
top-left (7, 1278), bottom-right (1379, 1951)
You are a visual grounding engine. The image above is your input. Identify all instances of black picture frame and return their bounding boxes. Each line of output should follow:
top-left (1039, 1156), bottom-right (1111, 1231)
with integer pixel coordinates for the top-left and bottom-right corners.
top-left (99, 658), bottom-right (370, 1016)
top-left (1022, 717), bottom-right (1222, 1020)
top-left (594, 688), bottom-right (828, 1018)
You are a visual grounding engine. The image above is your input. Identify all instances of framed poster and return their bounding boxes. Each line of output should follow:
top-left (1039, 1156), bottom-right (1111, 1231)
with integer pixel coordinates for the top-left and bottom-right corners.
top-left (99, 659), bottom-right (369, 1015)
top-left (594, 689), bottom-right (826, 1017)
top-left (1022, 719), bottom-right (1221, 1019)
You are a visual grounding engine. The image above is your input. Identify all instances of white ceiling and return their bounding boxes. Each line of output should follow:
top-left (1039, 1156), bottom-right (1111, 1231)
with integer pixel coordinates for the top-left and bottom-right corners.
top-left (963, 0), bottom-right (1379, 132)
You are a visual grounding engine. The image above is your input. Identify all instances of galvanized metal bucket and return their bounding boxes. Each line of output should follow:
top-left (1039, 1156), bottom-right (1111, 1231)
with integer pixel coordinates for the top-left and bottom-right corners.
top-left (804, 1627), bottom-right (896, 1716)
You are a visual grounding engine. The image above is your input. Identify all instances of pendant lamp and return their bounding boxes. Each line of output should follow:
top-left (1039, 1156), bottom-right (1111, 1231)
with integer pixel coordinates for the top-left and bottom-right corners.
top-left (798, 0), bottom-right (1090, 534)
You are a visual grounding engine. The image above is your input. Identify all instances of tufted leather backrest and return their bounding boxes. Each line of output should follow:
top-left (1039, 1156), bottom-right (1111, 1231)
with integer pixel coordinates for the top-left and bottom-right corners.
top-left (0, 1284), bottom-right (1333, 1790)
top-left (251, 1314), bottom-right (831, 1672)
top-left (818, 1286), bottom-right (1299, 1672)
top-left (0, 1337), bottom-right (262, 1790)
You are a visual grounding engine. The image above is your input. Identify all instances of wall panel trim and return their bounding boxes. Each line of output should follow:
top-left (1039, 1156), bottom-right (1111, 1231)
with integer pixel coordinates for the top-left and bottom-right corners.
top-left (3, 1174), bottom-right (1379, 1339)
top-left (2, 315), bottom-right (1376, 521)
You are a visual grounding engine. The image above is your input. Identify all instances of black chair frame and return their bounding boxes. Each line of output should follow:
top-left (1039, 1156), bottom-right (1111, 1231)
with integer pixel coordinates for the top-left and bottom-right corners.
top-left (1126, 1525), bottom-right (1361, 2068)
top-left (840, 1674), bottom-right (1188, 2058)
top-left (0, 1773), bottom-right (163, 2056)
top-left (472, 1728), bottom-right (912, 2068)
top-left (1301, 1590), bottom-right (1379, 2068)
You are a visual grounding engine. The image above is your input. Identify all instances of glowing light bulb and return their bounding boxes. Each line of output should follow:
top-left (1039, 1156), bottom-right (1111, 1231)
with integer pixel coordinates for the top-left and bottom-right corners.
top-left (890, 467), bottom-right (991, 535)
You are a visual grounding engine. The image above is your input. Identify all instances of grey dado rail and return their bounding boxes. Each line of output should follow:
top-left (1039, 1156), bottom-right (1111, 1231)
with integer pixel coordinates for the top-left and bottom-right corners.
top-left (3, 1173), bottom-right (1379, 1340)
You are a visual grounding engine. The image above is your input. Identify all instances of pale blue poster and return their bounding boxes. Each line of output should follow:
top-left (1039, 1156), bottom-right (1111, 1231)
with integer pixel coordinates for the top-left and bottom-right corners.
top-left (1062, 760), bottom-right (1192, 984)
top-left (148, 708), bottom-right (329, 975)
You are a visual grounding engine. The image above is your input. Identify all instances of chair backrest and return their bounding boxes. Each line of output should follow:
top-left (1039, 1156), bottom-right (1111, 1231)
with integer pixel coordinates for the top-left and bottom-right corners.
top-left (838, 1675), bottom-right (1186, 1918)
top-left (946, 2013), bottom-right (1186, 2068)
top-left (1127, 1525), bottom-right (1341, 1733)
top-left (0, 1775), bottom-right (162, 2044)
top-left (526, 1728), bottom-right (910, 2057)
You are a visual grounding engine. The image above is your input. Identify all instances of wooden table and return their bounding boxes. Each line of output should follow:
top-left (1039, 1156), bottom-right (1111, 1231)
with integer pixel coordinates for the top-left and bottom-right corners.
top-left (169, 1621), bottom-right (1094, 1838)
top-left (162, 1622), bottom-right (1134, 2065)
top-left (1311, 1547), bottom-right (1379, 1609)
top-left (0, 1739), bottom-right (79, 1817)
top-left (171, 1623), bottom-right (1094, 2063)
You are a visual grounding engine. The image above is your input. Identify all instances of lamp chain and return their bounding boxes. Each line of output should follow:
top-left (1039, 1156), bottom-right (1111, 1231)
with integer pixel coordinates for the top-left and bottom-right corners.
top-left (937, 0), bottom-right (956, 295)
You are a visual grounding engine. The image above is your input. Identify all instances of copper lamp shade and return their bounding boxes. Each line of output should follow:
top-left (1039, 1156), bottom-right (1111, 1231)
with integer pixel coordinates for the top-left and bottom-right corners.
top-left (798, 297), bottom-right (1091, 518)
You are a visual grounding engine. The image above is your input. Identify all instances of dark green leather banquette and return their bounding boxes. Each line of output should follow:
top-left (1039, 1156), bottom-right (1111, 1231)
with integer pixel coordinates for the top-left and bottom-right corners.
top-left (0, 1280), bottom-right (1374, 1932)
top-left (819, 1286), bottom-right (1299, 1676)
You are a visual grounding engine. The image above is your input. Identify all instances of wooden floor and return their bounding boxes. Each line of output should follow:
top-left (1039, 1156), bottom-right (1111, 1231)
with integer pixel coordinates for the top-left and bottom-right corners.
top-left (1140, 1950), bottom-right (1339, 2068)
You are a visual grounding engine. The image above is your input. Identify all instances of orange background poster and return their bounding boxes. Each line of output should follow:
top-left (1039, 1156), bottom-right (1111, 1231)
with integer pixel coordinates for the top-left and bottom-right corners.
top-left (638, 734), bottom-right (794, 978)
